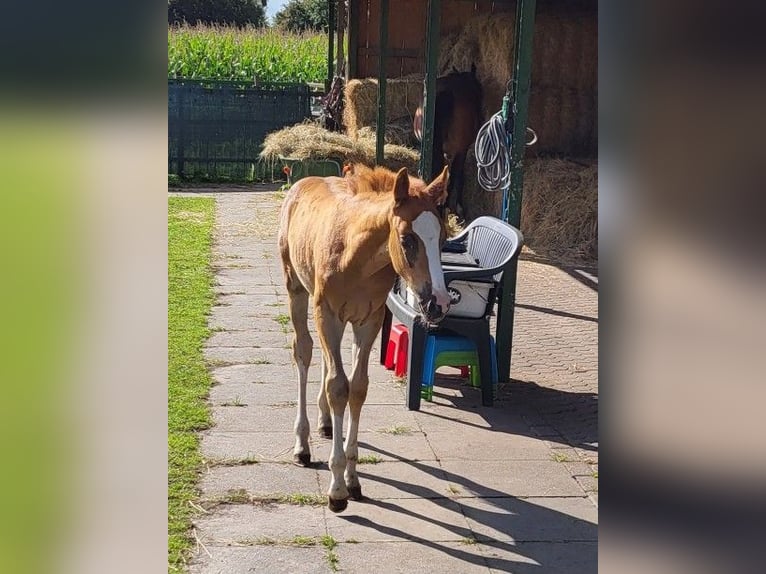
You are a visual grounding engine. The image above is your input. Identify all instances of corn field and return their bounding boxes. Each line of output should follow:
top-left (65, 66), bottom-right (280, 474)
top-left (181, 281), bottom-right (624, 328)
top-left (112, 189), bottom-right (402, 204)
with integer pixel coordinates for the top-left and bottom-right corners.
top-left (168, 25), bottom-right (327, 83)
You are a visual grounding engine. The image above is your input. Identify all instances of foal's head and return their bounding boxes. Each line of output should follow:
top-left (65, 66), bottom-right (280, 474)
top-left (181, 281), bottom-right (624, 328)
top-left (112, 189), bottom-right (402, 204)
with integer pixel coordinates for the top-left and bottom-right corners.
top-left (388, 166), bottom-right (451, 323)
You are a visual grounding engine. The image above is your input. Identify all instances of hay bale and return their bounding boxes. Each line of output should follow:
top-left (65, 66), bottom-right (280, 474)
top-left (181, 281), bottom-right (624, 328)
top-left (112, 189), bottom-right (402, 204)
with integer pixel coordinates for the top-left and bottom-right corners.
top-left (461, 156), bottom-right (597, 262)
top-left (260, 120), bottom-right (420, 174)
top-left (356, 117), bottom-right (417, 147)
top-left (344, 78), bottom-right (423, 138)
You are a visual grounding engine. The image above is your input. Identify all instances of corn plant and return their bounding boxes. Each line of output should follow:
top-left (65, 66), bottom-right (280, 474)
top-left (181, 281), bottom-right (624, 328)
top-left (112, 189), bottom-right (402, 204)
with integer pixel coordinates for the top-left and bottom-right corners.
top-left (168, 24), bottom-right (327, 83)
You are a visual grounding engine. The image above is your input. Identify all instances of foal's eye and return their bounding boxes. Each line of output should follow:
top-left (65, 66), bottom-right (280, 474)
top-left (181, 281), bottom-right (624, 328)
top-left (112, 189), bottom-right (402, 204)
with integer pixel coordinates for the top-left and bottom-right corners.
top-left (400, 234), bottom-right (416, 251)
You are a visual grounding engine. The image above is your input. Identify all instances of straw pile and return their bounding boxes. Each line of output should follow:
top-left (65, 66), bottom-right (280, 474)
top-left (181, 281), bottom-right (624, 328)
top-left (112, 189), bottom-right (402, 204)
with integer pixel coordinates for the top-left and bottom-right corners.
top-left (343, 77), bottom-right (423, 139)
top-left (461, 155), bottom-right (598, 261)
top-left (260, 120), bottom-right (420, 173)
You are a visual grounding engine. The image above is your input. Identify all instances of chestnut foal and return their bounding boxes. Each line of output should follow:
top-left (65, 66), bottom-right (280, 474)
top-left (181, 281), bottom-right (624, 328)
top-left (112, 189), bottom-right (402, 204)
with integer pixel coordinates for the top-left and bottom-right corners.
top-left (278, 165), bottom-right (450, 512)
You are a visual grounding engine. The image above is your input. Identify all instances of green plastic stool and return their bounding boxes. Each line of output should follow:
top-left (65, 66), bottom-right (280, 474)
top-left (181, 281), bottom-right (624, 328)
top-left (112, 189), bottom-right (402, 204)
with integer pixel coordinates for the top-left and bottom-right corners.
top-left (421, 350), bottom-right (482, 401)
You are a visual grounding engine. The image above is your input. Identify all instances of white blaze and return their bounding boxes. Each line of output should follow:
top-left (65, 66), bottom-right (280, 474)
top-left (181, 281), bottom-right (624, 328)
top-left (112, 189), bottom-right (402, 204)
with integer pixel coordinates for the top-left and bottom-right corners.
top-left (412, 211), bottom-right (450, 310)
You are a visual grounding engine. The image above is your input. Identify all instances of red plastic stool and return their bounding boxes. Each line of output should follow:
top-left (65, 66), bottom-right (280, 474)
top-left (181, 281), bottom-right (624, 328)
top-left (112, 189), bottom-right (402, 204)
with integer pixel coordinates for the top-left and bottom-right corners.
top-left (384, 323), bottom-right (409, 376)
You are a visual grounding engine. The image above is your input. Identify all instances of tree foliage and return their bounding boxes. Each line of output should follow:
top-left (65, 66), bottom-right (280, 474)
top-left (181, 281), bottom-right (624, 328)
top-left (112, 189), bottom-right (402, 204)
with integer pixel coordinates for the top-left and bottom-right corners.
top-left (273, 0), bottom-right (329, 33)
top-left (168, 0), bottom-right (268, 27)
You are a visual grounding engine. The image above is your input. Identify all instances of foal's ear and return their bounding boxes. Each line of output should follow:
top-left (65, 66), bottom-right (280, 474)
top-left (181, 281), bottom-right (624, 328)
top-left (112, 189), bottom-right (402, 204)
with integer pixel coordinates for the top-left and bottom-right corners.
top-left (425, 165), bottom-right (450, 206)
top-left (393, 168), bottom-right (410, 203)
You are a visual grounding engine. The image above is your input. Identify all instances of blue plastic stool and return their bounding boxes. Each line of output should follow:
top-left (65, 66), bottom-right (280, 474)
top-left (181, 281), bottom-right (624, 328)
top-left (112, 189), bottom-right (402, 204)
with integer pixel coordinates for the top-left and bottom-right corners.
top-left (421, 334), bottom-right (498, 400)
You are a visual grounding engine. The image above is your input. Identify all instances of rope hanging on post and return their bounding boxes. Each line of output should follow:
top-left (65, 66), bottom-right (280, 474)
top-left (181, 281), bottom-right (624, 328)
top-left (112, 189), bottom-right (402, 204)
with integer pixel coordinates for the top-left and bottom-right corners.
top-left (474, 109), bottom-right (512, 192)
top-left (475, 88), bottom-right (537, 215)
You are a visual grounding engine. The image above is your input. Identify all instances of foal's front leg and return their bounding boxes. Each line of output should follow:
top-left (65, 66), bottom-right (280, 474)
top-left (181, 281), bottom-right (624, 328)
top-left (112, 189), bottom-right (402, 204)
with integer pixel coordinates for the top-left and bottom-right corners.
top-left (315, 301), bottom-right (350, 512)
top-left (344, 314), bottom-right (384, 500)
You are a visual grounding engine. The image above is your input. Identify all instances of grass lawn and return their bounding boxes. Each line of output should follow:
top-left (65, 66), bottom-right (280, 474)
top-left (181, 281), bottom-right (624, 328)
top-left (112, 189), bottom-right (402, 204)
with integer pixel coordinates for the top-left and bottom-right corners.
top-left (168, 197), bottom-right (215, 571)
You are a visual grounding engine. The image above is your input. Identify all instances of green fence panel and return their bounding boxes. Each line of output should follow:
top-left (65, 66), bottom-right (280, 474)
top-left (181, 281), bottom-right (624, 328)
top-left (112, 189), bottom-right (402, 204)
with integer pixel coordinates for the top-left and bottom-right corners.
top-left (168, 79), bottom-right (312, 180)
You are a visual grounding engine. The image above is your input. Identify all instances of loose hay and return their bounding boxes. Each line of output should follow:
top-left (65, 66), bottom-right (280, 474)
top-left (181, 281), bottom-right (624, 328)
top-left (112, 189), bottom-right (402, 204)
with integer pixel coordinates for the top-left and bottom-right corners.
top-left (521, 158), bottom-right (598, 261)
top-left (260, 121), bottom-right (420, 173)
top-left (462, 156), bottom-right (597, 262)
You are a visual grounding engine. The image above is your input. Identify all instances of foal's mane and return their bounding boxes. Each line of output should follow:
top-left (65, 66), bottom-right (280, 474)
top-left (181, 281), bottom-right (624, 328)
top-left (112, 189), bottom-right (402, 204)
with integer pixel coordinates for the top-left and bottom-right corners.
top-left (343, 164), bottom-right (426, 197)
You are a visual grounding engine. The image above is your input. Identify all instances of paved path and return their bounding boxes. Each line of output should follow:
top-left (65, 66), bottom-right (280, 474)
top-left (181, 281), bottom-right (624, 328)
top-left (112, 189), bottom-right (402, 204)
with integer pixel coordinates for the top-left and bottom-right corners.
top-left (189, 190), bottom-right (598, 573)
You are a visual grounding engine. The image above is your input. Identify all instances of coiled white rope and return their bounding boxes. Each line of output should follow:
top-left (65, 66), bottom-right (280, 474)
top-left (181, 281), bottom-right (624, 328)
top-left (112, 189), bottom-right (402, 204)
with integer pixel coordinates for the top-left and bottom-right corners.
top-left (475, 110), bottom-right (539, 192)
top-left (475, 111), bottom-right (512, 192)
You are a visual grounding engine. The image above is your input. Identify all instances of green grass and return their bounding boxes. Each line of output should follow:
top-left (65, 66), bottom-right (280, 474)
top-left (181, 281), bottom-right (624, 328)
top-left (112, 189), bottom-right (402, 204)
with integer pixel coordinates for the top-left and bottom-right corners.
top-left (169, 25), bottom-right (327, 83)
top-left (380, 424), bottom-right (413, 436)
top-left (220, 396), bottom-right (246, 407)
top-left (551, 452), bottom-right (573, 463)
top-left (321, 535), bottom-right (339, 572)
top-left (168, 197), bottom-right (216, 571)
top-left (274, 313), bottom-right (290, 326)
top-left (357, 454), bottom-right (383, 464)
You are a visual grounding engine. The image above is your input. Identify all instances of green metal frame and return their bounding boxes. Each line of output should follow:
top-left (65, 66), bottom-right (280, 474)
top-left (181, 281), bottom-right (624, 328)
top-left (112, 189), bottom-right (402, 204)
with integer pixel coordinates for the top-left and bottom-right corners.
top-left (496, 0), bottom-right (537, 384)
top-left (419, 0), bottom-right (442, 180)
top-left (376, 0), bottom-right (390, 164)
top-left (327, 0), bottom-right (336, 91)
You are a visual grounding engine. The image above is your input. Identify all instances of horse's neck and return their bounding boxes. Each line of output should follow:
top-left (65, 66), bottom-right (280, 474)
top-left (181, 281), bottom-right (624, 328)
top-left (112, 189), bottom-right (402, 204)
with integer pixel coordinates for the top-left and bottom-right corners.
top-left (340, 195), bottom-right (393, 278)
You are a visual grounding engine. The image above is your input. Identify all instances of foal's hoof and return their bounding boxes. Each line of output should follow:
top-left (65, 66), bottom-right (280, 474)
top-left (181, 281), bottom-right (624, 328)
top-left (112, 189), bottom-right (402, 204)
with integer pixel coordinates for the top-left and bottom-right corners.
top-left (348, 485), bottom-right (364, 501)
top-left (318, 426), bottom-right (333, 439)
top-left (293, 453), bottom-right (311, 467)
top-left (328, 497), bottom-right (348, 513)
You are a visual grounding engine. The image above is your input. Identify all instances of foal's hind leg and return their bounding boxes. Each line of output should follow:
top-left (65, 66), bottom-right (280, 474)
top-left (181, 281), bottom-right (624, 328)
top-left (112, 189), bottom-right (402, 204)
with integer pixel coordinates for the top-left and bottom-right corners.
top-left (344, 312), bottom-right (384, 501)
top-left (286, 278), bottom-right (313, 466)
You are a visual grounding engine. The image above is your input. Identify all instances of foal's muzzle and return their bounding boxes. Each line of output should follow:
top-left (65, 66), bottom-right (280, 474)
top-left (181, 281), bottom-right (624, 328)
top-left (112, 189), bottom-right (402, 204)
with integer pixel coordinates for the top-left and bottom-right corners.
top-left (420, 295), bottom-right (446, 324)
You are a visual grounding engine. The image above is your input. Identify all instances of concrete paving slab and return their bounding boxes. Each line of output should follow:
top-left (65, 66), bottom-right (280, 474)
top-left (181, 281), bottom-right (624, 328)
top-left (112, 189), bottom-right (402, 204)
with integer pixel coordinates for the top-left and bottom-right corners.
top-left (325, 497), bottom-right (471, 542)
top-left (425, 430), bottom-right (552, 461)
top-left (218, 293), bottom-right (283, 306)
top-left (458, 496), bottom-right (598, 543)
top-left (209, 381), bottom-right (319, 406)
top-left (190, 546), bottom-right (330, 574)
top-left (349, 404), bottom-right (421, 434)
top-left (439, 460), bottom-right (585, 498)
top-left (412, 405), bottom-right (535, 435)
top-left (200, 431), bottom-right (331, 463)
top-left (204, 346), bottom-right (293, 366)
top-left (199, 463), bottom-right (321, 498)
top-left (480, 541), bottom-right (598, 574)
top-left (206, 330), bottom-right (289, 349)
top-left (335, 541), bottom-right (490, 573)
top-left (194, 504), bottom-right (327, 543)
top-left (213, 283), bottom-right (279, 296)
top-left (317, 460), bottom-right (449, 500)
top-left (211, 405), bottom-right (318, 432)
top-left (213, 268), bottom-right (276, 286)
top-left (355, 431), bottom-right (437, 461)
top-left (208, 306), bottom-right (288, 331)
top-left (210, 363), bottom-right (295, 385)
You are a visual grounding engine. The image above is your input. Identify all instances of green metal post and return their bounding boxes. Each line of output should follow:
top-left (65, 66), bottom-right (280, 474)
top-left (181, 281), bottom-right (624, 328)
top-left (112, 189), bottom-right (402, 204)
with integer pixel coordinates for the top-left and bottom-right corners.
top-left (376, 0), bottom-right (390, 164)
top-left (419, 0), bottom-right (442, 180)
top-left (496, 0), bottom-right (537, 384)
top-left (327, 0), bottom-right (336, 91)
top-left (347, 0), bottom-right (358, 79)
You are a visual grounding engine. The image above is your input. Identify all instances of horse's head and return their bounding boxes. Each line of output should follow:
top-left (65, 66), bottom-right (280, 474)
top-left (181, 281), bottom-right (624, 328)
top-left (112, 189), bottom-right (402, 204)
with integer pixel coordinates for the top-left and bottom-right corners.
top-left (388, 166), bottom-right (451, 323)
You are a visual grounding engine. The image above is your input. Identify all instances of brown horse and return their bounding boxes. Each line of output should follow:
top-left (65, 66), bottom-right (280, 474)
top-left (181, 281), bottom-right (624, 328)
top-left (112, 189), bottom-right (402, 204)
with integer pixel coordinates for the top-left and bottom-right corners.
top-left (278, 164), bottom-right (450, 512)
top-left (414, 65), bottom-right (483, 218)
